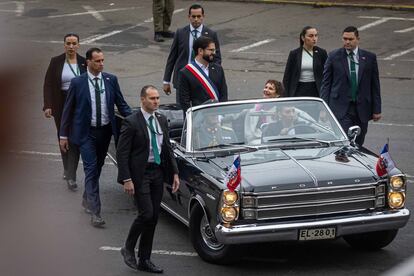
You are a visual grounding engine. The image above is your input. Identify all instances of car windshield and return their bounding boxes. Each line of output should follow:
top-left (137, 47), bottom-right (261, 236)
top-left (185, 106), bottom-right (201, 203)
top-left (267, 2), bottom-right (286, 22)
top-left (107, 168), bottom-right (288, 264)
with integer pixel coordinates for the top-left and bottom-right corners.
top-left (187, 99), bottom-right (347, 151)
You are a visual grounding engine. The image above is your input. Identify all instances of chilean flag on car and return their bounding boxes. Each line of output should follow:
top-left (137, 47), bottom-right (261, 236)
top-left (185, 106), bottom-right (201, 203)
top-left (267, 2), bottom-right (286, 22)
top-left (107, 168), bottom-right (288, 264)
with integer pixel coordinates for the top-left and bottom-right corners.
top-left (376, 143), bottom-right (396, 177)
top-left (226, 155), bottom-right (241, 192)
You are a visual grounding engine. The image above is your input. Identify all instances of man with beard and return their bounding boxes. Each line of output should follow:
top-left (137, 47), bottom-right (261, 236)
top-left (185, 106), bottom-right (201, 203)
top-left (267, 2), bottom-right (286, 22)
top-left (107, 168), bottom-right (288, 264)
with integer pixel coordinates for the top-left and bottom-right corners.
top-left (163, 4), bottom-right (221, 104)
top-left (177, 36), bottom-right (227, 113)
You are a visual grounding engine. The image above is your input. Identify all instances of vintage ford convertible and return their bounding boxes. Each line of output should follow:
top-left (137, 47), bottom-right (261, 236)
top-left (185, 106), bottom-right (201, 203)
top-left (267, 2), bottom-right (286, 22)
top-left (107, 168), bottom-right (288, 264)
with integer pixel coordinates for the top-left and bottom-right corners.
top-left (109, 97), bottom-right (409, 264)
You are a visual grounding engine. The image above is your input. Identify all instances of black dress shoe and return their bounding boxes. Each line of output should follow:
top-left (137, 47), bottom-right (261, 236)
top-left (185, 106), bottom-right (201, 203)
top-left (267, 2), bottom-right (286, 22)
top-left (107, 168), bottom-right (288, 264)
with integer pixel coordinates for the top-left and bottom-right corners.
top-left (67, 179), bottom-right (78, 191)
top-left (138, 259), bottom-right (163, 274)
top-left (82, 199), bottom-right (92, 214)
top-left (154, 32), bottom-right (164, 42)
top-left (161, 31), bottom-right (174, 38)
top-left (91, 214), bottom-right (105, 227)
top-left (120, 247), bottom-right (138, 270)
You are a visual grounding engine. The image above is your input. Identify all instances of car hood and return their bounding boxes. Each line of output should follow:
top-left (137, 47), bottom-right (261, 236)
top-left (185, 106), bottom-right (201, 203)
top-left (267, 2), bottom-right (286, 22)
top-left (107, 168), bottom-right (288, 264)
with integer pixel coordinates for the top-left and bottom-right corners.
top-left (208, 147), bottom-right (379, 193)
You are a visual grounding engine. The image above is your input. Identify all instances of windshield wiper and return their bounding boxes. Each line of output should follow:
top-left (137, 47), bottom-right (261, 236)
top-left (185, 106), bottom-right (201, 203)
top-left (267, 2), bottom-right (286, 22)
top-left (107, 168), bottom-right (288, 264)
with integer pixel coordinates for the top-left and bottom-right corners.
top-left (265, 137), bottom-right (331, 146)
top-left (197, 143), bottom-right (258, 152)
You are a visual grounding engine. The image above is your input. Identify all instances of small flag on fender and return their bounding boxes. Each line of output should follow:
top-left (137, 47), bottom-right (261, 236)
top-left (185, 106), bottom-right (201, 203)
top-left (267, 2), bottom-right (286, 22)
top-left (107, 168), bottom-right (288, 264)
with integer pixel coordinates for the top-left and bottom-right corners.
top-left (226, 155), bottom-right (241, 192)
top-left (376, 143), bottom-right (396, 177)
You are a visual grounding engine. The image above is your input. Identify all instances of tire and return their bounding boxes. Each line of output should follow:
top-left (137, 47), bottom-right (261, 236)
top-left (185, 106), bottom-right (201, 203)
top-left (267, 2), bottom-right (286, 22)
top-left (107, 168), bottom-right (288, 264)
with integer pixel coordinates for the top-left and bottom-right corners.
top-left (343, 229), bottom-right (398, 251)
top-left (189, 204), bottom-right (240, 264)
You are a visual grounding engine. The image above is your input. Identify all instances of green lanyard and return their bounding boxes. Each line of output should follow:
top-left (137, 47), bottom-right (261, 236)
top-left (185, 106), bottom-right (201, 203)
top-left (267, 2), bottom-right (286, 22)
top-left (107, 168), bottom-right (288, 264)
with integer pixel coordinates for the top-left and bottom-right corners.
top-left (88, 76), bottom-right (104, 94)
top-left (66, 59), bottom-right (80, 77)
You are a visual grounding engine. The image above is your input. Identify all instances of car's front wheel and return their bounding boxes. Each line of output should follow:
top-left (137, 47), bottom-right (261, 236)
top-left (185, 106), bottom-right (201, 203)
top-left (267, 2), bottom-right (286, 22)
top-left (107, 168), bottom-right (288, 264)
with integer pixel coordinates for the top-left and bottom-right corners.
top-left (189, 204), bottom-right (240, 264)
top-left (343, 229), bottom-right (398, 250)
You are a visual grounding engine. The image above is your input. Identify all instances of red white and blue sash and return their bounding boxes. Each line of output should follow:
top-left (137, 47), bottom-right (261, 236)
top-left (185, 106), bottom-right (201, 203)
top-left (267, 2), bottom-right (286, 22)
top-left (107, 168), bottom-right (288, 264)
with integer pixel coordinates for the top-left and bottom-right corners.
top-left (185, 62), bottom-right (219, 101)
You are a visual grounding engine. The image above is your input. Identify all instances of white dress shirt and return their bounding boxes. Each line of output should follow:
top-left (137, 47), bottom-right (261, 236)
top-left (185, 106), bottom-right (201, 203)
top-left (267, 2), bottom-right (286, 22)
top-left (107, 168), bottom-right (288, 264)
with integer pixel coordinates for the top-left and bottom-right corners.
top-left (141, 108), bottom-right (163, 163)
top-left (346, 47), bottom-right (359, 84)
top-left (188, 24), bottom-right (203, 64)
top-left (194, 58), bottom-right (209, 76)
top-left (87, 70), bottom-right (109, 127)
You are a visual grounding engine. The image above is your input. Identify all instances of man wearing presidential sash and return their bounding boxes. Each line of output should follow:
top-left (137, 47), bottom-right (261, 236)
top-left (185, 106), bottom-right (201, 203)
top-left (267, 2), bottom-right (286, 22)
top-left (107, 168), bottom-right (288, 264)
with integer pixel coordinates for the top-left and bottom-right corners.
top-left (177, 36), bottom-right (228, 113)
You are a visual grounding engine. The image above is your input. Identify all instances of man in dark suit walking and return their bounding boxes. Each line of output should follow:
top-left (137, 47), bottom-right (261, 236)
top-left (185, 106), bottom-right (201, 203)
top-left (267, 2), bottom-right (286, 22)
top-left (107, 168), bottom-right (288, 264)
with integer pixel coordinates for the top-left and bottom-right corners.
top-left (320, 26), bottom-right (381, 146)
top-left (60, 47), bottom-right (131, 227)
top-left (117, 85), bottom-right (179, 273)
top-left (178, 36), bottom-right (228, 113)
top-left (163, 3), bottom-right (221, 103)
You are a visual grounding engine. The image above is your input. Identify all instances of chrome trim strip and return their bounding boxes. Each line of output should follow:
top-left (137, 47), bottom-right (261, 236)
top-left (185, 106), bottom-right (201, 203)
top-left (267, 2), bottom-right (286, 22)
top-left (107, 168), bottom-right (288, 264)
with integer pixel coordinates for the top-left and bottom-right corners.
top-left (256, 195), bottom-right (376, 208)
top-left (256, 186), bottom-right (375, 199)
top-left (215, 209), bottom-right (410, 244)
top-left (243, 182), bottom-right (379, 196)
top-left (161, 202), bottom-right (189, 227)
top-left (283, 150), bottom-right (318, 187)
top-left (106, 153), bottom-right (117, 165)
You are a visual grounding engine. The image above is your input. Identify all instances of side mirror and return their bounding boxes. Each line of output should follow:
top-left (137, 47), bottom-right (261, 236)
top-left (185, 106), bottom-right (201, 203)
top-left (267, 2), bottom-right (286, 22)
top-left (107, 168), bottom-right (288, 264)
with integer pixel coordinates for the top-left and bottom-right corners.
top-left (347, 126), bottom-right (361, 147)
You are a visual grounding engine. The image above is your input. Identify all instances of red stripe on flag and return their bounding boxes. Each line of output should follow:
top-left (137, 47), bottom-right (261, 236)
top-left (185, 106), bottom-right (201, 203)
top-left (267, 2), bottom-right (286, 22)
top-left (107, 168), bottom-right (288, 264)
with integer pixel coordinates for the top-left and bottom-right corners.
top-left (185, 64), bottom-right (216, 100)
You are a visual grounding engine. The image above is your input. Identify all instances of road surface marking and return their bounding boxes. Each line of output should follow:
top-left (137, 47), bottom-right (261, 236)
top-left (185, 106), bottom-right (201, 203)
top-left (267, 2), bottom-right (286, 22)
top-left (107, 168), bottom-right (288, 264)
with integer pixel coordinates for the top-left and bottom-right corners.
top-left (358, 17), bottom-right (392, 31)
top-left (82, 8), bottom-right (184, 44)
top-left (395, 26), bottom-right (414, 33)
top-left (359, 16), bottom-right (414, 21)
top-left (383, 47), bottom-right (414, 60)
top-left (47, 7), bottom-right (139, 19)
top-left (230, 39), bottom-right (275, 53)
top-left (99, 246), bottom-right (197, 257)
top-left (371, 122), bottom-right (414, 127)
top-left (82, 5), bottom-right (104, 21)
top-left (15, 1), bottom-right (23, 16)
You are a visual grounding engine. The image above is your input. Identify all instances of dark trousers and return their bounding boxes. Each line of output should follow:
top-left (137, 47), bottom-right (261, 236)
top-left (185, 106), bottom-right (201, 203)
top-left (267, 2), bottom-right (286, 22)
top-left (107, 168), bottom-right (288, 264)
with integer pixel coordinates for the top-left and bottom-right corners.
top-left (125, 164), bottom-right (164, 260)
top-left (54, 91), bottom-right (80, 181)
top-left (295, 81), bottom-right (319, 97)
top-left (79, 124), bottom-right (112, 215)
top-left (338, 103), bottom-right (368, 146)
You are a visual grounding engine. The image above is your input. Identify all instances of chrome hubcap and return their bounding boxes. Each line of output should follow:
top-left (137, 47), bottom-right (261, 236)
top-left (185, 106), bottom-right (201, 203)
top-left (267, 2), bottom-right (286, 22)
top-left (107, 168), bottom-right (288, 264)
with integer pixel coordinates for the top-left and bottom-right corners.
top-left (200, 214), bottom-right (224, 250)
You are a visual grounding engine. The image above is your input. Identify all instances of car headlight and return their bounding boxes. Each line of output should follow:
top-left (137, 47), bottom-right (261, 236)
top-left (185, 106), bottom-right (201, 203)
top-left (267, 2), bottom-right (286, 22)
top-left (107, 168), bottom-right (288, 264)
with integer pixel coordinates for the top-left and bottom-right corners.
top-left (388, 192), bottom-right (405, 209)
top-left (390, 176), bottom-right (405, 190)
top-left (221, 207), bottom-right (238, 222)
top-left (223, 190), bottom-right (238, 205)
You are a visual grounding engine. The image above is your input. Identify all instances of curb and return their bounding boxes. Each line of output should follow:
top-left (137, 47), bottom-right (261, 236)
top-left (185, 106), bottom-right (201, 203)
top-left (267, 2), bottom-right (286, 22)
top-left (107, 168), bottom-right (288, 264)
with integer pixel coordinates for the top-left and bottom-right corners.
top-left (205, 0), bottom-right (414, 11)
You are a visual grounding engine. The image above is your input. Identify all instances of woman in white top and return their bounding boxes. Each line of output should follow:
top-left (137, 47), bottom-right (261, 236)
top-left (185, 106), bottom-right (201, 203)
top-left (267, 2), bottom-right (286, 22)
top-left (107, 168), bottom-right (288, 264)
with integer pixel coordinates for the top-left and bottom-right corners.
top-left (283, 26), bottom-right (327, 98)
top-left (43, 34), bottom-right (86, 190)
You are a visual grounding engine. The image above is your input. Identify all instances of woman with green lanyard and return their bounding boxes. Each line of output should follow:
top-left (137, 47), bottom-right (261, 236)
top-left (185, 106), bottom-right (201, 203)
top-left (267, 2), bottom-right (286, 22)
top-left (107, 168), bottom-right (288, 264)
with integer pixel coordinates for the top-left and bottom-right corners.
top-left (43, 33), bottom-right (87, 191)
top-left (283, 26), bottom-right (328, 98)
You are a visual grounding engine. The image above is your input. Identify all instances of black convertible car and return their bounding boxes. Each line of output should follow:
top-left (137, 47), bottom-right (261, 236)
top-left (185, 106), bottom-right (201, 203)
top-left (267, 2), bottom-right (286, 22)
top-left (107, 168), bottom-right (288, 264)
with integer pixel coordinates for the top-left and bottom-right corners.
top-left (109, 97), bottom-right (409, 264)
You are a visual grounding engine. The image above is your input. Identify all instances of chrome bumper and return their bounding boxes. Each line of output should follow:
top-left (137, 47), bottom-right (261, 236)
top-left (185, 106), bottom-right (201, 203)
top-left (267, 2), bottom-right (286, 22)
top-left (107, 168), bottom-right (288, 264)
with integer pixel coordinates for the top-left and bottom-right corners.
top-left (215, 209), bottom-right (410, 244)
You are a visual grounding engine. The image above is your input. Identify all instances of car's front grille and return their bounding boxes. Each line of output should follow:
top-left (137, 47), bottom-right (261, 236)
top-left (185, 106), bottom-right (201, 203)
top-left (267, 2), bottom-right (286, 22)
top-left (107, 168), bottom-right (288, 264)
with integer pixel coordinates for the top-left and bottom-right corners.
top-left (241, 183), bottom-right (385, 220)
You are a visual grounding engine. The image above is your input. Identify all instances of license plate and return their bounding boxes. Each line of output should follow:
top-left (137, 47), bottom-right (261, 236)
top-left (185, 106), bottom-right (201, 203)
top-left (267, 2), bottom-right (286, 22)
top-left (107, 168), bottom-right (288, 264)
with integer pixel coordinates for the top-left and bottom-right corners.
top-left (298, 227), bottom-right (336, 241)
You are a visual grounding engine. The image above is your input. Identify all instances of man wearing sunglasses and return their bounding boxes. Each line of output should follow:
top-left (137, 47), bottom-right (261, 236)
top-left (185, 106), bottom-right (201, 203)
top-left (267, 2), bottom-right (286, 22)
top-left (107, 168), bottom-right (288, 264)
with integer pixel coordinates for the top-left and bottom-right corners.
top-left (163, 3), bottom-right (222, 105)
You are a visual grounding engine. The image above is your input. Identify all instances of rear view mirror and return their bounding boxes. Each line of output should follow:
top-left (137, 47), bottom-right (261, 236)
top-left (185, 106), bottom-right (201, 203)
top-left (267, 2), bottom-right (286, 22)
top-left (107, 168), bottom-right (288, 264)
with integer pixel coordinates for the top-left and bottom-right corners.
top-left (347, 126), bottom-right (361, 147)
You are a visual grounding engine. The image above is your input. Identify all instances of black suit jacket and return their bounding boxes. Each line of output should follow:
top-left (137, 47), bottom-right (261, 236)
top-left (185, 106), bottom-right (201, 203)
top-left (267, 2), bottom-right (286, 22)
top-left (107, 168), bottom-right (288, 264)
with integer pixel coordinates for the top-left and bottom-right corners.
top-left (283, 46), bottom-right (327, 97)
top-left (177, 62), bottom-right (228, 112)
top-left (116, 110), bottom-right (179, 192)
top-left (43, 53), bottom-right (87, 115)
top-left (320, 48), bottom-right (381, 123)
top-left (163, 25), bottom-right (221, 88)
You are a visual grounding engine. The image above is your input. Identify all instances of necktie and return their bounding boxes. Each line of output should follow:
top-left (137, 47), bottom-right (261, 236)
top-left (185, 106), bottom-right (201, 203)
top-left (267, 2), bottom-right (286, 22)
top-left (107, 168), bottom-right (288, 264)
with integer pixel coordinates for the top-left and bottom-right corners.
top-left (191, 29), bottom-right (198, 61)
top-left (349, 51), bottom-right (358, 102)
top-left (148, 115), bottom-right (161, 165)
top-left (94, 77), bottom-right (101, 127)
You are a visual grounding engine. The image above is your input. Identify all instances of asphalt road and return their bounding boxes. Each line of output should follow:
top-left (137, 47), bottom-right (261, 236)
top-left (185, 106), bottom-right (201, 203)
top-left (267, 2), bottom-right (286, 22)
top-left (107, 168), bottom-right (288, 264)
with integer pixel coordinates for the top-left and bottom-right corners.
top-left (0, 0), bottom-right (413, 275)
